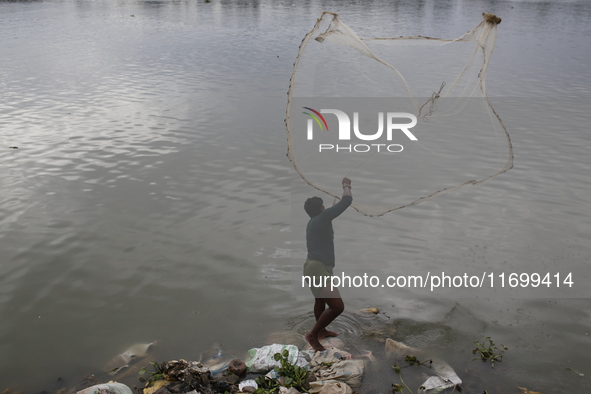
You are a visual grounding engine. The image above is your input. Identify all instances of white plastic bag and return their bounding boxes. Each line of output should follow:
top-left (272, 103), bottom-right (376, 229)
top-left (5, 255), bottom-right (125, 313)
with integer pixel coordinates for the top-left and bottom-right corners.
top-left (313, 360), bottom-right (364, 388)
top-left (418, 359), bottom-right (462, 393)
top-left (77, 382), bottom-right (132, 394)
top-left (245, 344), bottom-right (309, 372)
top-left (311, 348), bottom-right (364, 388)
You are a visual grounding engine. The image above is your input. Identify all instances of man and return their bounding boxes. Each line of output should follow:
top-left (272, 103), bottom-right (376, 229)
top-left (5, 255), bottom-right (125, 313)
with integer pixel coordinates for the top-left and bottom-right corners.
top-left (303, 177), bottom-right (352, 351)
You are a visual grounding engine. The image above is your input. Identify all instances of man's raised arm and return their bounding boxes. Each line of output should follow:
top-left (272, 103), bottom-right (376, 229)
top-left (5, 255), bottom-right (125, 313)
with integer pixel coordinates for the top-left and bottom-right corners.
top-left (322, 177), bottom-right (352, 220)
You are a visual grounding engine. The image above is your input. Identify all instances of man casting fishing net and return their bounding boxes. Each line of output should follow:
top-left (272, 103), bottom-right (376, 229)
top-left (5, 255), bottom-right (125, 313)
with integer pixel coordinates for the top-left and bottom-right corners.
top-left (303, 177), bottom-right (352, 351)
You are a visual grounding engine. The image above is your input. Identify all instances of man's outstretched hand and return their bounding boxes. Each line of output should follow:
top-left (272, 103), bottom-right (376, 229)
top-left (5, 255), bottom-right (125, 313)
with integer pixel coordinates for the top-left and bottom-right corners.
top-left (342, 177), bottom-right (352, 197)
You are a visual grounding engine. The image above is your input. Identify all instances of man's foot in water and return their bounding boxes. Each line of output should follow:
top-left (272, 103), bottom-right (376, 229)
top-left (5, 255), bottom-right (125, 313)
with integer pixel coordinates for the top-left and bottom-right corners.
top-left (318, 329), bottom-right (339, 339)
top-left (305, 331), bottom-right (326, 352)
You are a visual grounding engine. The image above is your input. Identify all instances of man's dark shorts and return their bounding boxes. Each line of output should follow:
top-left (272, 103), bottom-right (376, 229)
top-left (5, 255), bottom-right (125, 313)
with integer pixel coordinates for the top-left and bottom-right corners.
top-left (303, 259), bottom-right (333, 298)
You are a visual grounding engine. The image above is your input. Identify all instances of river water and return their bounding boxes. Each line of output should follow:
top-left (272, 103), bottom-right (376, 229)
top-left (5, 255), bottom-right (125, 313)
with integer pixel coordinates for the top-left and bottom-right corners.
top-left (1, 0), bottom-right (590, 392)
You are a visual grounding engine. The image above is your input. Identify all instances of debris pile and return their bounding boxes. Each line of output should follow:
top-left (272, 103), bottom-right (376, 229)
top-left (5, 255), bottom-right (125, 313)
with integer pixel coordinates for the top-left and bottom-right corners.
top-left (12, 308), bottom-right (551, 394)
top-left (134, 342), bottom-right (366, 394)
top-left (149, 360), bottom-right (234, 394)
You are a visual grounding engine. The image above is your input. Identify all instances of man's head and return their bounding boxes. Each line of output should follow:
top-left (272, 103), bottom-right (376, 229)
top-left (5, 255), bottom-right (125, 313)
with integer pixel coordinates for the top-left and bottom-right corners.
top-left (304, 197), bottom-right (324, 218)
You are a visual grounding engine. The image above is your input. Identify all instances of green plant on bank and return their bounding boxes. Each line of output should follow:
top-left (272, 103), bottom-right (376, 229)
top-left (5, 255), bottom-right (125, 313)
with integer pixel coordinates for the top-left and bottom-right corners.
top-left (472, 337), bottom-right (507, 368)
top-left (138, 361), bottom-right (166, 385)
top-left (254, 350), bottom-right (310, 394)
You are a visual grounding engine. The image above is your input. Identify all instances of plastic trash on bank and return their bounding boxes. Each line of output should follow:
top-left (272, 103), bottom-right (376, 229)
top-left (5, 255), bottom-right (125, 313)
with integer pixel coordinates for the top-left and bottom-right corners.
top-left (245, 344), bottom-right (309, 372)
top-left (310, 348), bottom-right (364, 389)
top-left (77, 382), bottom-right (132, 394)
top-left (309, 379), bottom-right (353, 394)
top-left (142, 380), bottom-right (167, 394)
top-left (384, 338), bottom-right (416, 356)
top-left (417, 359), bottom-right (462, 392)
top-left (199, 343), bottom-right (234, 375)
top-left (238, 379), bottom-right (258, 391)
top-left (384, 338), bottom-right (462, 393)
top-left (104, 342), bottom-right (155, 375)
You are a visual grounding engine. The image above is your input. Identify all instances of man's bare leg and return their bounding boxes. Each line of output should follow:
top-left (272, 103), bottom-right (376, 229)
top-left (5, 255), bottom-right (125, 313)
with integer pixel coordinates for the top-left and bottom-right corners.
top-left (313, 298), bottom-right (340, 339)
top-left (306, 288), bottom-right (344, 351)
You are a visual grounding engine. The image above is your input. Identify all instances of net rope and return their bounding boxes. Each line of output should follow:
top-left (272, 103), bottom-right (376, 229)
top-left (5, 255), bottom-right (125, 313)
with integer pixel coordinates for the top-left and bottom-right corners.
top-left (286, 12), bottom-right (513, 216)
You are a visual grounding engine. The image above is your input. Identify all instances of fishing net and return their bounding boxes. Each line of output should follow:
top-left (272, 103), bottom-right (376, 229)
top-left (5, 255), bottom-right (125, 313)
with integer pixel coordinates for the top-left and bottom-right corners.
top-left (286, 12), bottom-right (512, 216)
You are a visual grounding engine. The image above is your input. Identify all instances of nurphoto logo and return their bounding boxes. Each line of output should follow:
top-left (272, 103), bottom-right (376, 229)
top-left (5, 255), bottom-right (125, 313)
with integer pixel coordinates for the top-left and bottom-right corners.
top-left (302, 107), bottom-right (417, 153)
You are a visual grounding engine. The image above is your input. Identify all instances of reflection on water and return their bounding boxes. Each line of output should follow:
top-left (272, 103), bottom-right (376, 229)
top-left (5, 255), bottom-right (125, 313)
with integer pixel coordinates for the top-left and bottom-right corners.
top-left (1, 0), bottom-right (591, 392)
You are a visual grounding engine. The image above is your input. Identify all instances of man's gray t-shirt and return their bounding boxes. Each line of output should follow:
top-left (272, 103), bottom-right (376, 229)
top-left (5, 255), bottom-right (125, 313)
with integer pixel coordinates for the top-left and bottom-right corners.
top-left (306, 195), bottom-right (352, 267)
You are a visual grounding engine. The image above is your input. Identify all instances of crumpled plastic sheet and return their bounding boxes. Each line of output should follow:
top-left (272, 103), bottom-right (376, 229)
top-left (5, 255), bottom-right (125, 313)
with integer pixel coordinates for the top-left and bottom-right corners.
top-left (418, 359), bottom-right (462, 393)
top-left (309, 379), bottom-right (353, 394)
top-left (104, 342), bottom-right (155, 375)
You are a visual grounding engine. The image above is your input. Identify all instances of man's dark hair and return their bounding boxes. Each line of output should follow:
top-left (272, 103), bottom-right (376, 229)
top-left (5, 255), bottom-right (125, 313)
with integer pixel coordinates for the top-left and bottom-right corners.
top-left (304, 197), bottom-right (324, 218)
